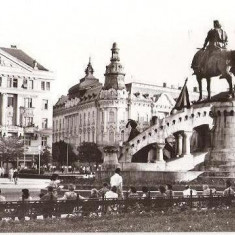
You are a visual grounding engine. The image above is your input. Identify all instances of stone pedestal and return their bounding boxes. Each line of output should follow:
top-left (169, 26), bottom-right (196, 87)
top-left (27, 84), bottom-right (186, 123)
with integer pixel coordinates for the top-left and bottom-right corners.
top-left (102, 146), bottom-right (120, 170)
top-left (205, 100), bottom-right (235, 171)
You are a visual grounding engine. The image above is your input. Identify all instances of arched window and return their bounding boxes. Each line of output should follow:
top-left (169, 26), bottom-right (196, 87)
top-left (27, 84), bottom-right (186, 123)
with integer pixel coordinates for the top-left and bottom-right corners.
top-left (109, 111), bottom-right (115, 122)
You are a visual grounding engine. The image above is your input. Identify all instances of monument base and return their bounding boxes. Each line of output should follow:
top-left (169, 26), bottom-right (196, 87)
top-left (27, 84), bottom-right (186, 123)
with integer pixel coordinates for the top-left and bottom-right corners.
top-left (204, 99), bottom-right (235, 172)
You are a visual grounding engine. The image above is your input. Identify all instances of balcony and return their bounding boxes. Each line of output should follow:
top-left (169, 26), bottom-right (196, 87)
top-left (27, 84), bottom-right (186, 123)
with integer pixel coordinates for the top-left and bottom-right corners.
top-left (24, 125), bottom-right (38, 134)
top-left (20, 106), bottom-right (35, 117)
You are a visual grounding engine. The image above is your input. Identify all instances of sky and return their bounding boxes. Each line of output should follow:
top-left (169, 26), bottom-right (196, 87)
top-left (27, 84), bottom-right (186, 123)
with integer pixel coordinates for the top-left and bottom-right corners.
top-left (0, 0), bottom-right (235, 104)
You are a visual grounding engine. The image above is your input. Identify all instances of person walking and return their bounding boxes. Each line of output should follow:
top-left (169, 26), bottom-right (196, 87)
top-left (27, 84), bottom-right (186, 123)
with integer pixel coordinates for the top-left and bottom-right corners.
top-left (110, 168), bottom-right (123, 199)
top-left (8, 168), bottom-right (14, 182)
top-left (13, 168), bottom-right (19, 185)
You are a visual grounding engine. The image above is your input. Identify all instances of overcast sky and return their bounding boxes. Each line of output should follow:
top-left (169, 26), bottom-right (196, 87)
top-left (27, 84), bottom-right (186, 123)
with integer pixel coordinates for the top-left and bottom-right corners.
top-left (1, 0), bottom-right (235, 103)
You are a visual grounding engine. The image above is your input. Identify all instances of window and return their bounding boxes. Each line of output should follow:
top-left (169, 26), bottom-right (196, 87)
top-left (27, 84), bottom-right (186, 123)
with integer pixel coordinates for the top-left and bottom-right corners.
top-left (109, 111), bottom-right (115, 122)
top-left (59, 120), bottom-right (61, 130)
top-left (121, 130), bottom-right (124, 142)
top-left (101, 111), bottom-right (104, 123)
top-left (24, 98), bottom-right (32, 108)
top-left (41, 136), bottom-right (47, 147)
top-left (7, 96), bottom-right (14, 107)
top-left (88, 131), bottom-right (90, 142)
top-left (7, 77), bottom-right (12, 87)
top-left (24, 135), bottom-right (31, 146)
top-left (13, 78), bottom-right (17, 88)
top-left (42, 118), bottom-right (48, 129)
top-left (46, 82), bottom-right (50, 90)
top-left (42, 99), bottom-right (48, 110)
top-left (22, 78), bottom-right (27, 89)
top-left (28, 80), bottom-right (33, 89)
top-left (109, 130), bottom-right (115, 143)
top-left (92, 131), bottom-right (95, 142)
top-left (88, 112), bottom-right (90, 124)
top-left (24, 117), bottom-right (33, 126)
top-left (0, 77), bottom-right (2, 86)
top-left (7, 117), bottom-right (13, 126)
top-left (80, 114), bottom-right (82, 125)
top-left (84, 113), bottom-right (86, 125)
top-left (41, 81), bottom-right (45, 90)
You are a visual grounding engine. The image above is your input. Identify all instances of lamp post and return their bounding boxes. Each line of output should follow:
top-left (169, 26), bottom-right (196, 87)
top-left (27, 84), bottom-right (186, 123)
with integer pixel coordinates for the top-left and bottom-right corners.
top-left (38, 145), bottom-right (41, 175)
top-left (66, 142), bottom-right (69, 173)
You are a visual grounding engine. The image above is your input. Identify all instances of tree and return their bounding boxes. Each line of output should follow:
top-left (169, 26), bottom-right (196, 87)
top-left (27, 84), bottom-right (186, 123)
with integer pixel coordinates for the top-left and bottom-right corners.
top-left (0, 137), bottom-right (24, 169)
top-left (77, 142), bottom-right (102, 167)
top-left (35, 145), bottom-right (52, 166)
top-left (52, 141), bottom-right (78, 165)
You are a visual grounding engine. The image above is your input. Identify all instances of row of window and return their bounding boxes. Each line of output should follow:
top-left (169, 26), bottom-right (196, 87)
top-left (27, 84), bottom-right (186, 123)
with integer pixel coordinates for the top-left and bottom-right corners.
top-left (25, 135), bottom-right (47, 147)
top-left (0, 77), bottom-right (50, 91)
top-left (54, 129), bottom-right (125, 145)
top-left (6, 116), bottom-right (48, 129)
top-left (6, 96), bottom-right (48, 110)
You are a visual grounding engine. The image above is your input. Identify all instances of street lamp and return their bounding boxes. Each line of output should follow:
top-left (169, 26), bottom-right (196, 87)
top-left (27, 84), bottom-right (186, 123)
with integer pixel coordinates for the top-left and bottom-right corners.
top-left (38, 145), bottom-right (41, 175)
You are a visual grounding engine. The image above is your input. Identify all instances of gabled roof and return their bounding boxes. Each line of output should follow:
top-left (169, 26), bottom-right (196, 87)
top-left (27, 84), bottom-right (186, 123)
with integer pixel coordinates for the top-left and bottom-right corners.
top-left (0, 47), bottom-right (48, 71)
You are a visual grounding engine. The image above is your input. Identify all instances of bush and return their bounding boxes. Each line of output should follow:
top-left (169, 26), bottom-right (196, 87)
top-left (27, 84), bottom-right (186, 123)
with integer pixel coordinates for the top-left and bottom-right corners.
top-left (19, 169), bottom-right (44, 175)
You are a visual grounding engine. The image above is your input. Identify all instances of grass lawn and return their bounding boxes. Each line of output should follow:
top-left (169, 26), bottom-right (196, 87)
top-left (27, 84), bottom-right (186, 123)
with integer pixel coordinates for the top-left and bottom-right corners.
top-left (0, 208), bottom-right (235, 232)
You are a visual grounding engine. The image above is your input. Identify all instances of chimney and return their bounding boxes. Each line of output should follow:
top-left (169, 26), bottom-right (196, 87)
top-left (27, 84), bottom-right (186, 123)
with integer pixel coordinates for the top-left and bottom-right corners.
top-left (178, 86), bottom-right (182, 90)
top-left (193, 87), bottom-right (198, 92)
top-left (163, 82), bottom-right (167, 88)
top-left (11, 45), bottom-right (17, 49)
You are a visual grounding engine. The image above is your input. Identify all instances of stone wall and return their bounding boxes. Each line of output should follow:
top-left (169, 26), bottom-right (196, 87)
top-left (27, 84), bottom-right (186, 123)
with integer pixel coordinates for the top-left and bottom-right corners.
top-left (96, 170), bottom-right (203, 186)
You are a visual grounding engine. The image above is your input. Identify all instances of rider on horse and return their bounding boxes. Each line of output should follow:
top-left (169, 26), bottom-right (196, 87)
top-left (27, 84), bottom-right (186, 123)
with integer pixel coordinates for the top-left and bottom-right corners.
top-left (192, 20), bottom-right (228, 74)
top-left (203, 20), bottom-right (228, 51)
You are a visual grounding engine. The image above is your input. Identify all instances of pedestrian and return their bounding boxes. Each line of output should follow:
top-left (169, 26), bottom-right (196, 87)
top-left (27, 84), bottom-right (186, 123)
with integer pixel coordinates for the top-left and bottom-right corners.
top-left (110, 168), bottom-right (123, 199)
top-left (40, 186), bottom-right (58, 219)
top-left (60, 184), bottom-right (84, 200)
top-left (183, 185), bottom-right (197, 197)
top-left (105, 186), bottom-right (118, 199)
top-left (142, 186), bottom-right (149, 198)
top-left (1, 167), bottom-right (5, 177)
top-left (165, 184), bottom-right (174, 198)
top-left (13, 168), bottom-right (19, 185)
top-left (128, 186), bottom-right (139, 198)
top-left (8, 168), bottom-right (14, 182)
top-left (98, 182), bottom-right (110, 198)
top-left (158, 185), bottom-right (167, 198)
top-left (223, 180), bottom-right (234, 196)
top-left (19, 189), bottom-right (32, 201)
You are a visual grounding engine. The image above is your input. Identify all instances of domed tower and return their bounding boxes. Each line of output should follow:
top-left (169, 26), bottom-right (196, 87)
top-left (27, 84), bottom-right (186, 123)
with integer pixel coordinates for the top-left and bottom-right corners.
top-left (104, 42), bottom-right (126, 90)
top-left (97, 43), bottom-right (129, 151)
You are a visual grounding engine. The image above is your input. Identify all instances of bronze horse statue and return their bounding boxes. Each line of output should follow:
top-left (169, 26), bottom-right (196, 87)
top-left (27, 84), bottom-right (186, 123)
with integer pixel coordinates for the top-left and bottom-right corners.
top-left (191, 49), bottom-right (235, 101)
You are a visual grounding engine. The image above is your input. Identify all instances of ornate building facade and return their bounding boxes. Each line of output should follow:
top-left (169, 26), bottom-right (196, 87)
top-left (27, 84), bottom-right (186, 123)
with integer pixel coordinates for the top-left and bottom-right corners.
top-left (53, 43), bottom-right (200, 155)
top-left (0, 46), bottom-right (54, 167)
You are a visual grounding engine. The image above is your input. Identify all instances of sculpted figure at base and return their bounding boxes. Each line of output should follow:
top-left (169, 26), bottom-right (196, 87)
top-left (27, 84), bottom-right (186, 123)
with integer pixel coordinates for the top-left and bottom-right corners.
top-left (191, 20), bottom-right (235, 101)
top-left (126, 119), bottom-right (140, 142)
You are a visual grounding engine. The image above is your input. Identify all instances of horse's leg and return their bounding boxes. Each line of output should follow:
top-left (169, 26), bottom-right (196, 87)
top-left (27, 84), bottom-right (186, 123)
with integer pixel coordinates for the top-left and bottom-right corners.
top-left (225, 75), bottom-right (234, 98)
top-left (196, 76), bottom-right (202, 101)
top-left (206, 77), bottom-right (211, 100)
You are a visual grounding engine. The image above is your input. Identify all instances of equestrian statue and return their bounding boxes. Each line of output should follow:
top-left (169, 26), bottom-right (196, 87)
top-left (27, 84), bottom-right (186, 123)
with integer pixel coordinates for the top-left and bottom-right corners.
top-left (191, 20), bottom-right (235, 101)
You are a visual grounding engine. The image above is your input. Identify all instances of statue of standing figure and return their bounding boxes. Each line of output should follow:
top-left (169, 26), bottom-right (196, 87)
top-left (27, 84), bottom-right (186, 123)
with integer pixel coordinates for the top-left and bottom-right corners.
top-left (191, 20), bottom-right (235, 101)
